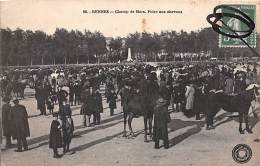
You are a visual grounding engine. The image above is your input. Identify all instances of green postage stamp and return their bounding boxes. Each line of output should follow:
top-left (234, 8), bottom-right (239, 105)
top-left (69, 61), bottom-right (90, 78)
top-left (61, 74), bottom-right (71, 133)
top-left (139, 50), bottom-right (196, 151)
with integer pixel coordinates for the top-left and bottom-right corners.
top-left (219, 4), bottom-right (256, 48)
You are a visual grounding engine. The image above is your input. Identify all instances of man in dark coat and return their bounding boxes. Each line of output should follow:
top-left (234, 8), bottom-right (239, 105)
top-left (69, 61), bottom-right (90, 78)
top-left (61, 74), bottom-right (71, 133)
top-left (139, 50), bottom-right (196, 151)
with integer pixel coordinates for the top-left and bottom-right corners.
top-left (81, 87), bottom-right (94, 126)
top-left (74, 80), bottom-right (81, 105)
top-left (92, 88), bottom-right (103, 125)
top-left (107, 88), bottom-right (117, 116)
top-left (2, 97), bottom-right (13, 148)
top-left (68, 78), bottom-right (75, 106)
top-left (11, 99), bottom-right (30, 152)
top-left (36, 86), bottom-right (47, 115)
top-left (153, 92), bottom-right (170, 149)
top-left (35, 80), bottom-right (48, 115)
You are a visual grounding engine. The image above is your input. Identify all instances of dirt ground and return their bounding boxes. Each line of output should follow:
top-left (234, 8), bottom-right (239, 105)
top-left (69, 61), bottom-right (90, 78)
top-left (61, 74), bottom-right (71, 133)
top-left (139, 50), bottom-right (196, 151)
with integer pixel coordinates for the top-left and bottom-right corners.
top-left (1, 87), bottom-right (260, 166)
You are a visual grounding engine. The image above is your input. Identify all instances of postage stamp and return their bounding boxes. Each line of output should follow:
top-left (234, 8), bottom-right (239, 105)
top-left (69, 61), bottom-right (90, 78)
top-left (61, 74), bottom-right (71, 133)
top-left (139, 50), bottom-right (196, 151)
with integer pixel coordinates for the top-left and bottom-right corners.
top-left (219, 4), bottom-right (256, 48)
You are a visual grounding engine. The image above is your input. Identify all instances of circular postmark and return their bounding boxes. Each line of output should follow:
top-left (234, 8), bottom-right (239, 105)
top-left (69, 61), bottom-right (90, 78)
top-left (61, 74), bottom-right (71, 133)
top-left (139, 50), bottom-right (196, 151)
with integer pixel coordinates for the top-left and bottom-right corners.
top-left (232, 144), bottom-right (252, 164)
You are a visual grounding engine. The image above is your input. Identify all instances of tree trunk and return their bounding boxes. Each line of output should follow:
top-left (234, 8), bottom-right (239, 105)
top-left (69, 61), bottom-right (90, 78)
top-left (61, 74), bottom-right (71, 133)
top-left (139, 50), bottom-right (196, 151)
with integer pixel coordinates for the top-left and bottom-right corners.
top-left (65, 56), bottom-right (67, 64)
top-left (41, 55), bottom-right (43, 65)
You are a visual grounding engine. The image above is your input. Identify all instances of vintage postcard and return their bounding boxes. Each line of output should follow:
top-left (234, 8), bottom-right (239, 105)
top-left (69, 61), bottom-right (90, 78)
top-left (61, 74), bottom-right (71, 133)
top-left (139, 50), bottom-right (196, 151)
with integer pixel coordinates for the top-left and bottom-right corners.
top-left (0, 0), bottom-right (260, 166)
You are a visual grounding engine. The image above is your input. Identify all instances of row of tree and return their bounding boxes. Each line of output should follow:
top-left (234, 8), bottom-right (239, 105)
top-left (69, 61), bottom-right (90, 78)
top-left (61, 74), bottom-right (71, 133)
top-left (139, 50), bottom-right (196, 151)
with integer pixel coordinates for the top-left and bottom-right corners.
top-left (1, 27), bottom-right (259, 66)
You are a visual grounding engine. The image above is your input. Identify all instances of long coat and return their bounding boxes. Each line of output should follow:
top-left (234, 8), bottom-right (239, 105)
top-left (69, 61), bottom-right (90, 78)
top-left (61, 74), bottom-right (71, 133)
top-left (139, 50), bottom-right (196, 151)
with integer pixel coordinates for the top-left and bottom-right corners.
top-left (35, 86), bottom-right (47, 110)
top-left (92, 91), bottom-right (103, 113)
top-left (2, 103), bottom-right (13, 136)
top-left (185, 85), bottom-right (195, 110)
top-left (81, 90), bottom-right (98, 116)
top-left (11, 104), bottom-right (30, 139)
top-left (107, 91), bottom-right (117, 109)
top-left (49, 120), bottom-right (63, 149)
top-left (153, 98), bottom-right (169, 141)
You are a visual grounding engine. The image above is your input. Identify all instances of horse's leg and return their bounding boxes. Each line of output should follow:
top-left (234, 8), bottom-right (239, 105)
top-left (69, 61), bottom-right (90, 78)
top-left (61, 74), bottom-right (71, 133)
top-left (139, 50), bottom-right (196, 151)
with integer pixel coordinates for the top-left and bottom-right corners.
top-left (209, 107), bottom-right (218, 129)
top-left (67, 142), bottom-right (70, 152)
top-left (205, 108), bottom-right (214, 130)
top-left (195, 103), bottom-right (201, 120)
top-left (253, 109), bottom-right (257, 118)
top-left (245, 113), bottom-right (253, 134)
top-left (252, 101), bottom-right (257, 118)
top-left (63, 141), bottom-right (66, 153)
top-left (128, 112), bottom-right (134, 136)
top-left (123, 111), bottom-right (127, 137)
top-left (210, 115), bottom-right (215, 128)
top-left (148, 117), bottom-right (153, 140)
top-left (239, 112), bottom-right (244, 134)
top-left (144, 116), bottom-right (148, 142)
top-left (22, 88), bottom-right (25, 98)
top-left (205, 115), bottom-right (210, 130)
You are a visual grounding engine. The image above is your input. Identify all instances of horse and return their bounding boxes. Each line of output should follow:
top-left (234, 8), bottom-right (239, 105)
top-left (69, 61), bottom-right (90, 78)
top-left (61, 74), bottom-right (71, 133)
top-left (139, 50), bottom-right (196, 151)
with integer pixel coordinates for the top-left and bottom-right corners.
top-left (205, 86), bottom-right (258, 134)
top-left (121, 78), bottom-right (158, 142)
top-left (10, 77), bottom-right (34, 99)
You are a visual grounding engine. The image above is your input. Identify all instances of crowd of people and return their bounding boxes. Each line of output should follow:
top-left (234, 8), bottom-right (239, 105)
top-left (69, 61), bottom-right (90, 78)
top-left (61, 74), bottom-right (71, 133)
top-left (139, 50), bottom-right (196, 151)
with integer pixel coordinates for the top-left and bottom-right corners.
top-left (1, 61), bottom-right (259, 156)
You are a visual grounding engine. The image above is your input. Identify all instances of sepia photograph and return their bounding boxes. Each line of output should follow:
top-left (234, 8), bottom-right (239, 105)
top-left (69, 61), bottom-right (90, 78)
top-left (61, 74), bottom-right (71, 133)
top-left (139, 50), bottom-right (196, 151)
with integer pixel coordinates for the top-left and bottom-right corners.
top-left (0, 0), bottom-right (260, 166)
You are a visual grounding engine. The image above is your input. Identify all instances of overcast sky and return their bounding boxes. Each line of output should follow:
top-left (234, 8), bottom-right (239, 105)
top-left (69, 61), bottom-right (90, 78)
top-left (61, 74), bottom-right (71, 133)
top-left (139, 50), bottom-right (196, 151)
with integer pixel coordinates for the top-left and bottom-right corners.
top-left (1, 0), bottom-right (259, 37)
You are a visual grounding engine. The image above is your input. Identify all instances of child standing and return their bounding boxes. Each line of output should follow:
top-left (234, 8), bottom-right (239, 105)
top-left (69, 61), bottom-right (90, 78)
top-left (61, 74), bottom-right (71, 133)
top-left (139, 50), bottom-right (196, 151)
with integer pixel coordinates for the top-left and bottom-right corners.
top-left (49, 113), bottom-right (63, 158)
top-left (46, 96), bottom-right (54, 115)
top-left (50, 88), bottom-right (57, 105)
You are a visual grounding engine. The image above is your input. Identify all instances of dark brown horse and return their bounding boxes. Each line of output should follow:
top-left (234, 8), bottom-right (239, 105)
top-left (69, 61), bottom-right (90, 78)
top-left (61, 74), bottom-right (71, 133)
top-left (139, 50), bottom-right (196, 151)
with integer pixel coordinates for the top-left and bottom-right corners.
top-left (121, 79), bottom-right (158, 142)
top-left (205, 87), bottom-right (258, 134)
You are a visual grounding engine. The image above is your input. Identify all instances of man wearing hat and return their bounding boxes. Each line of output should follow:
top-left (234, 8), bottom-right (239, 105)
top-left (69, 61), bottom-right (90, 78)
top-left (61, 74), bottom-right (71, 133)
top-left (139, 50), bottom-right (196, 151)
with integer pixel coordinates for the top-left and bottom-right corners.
top-left (92, 87), bottom-right (103, 125)
top-left (2, 97), bottom-right (13, 148)
top-left (11, 99), bottom-right (30, 152)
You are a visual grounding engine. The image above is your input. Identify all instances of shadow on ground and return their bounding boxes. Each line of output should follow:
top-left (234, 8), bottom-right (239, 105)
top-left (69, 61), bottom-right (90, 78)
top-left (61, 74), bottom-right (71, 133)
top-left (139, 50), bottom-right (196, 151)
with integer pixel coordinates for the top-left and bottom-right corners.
top-left (70, 132), bottom-right (124, 152)
top-left (168, 118), bottom-right (204, 148)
